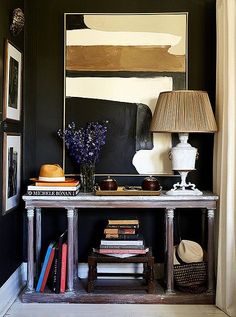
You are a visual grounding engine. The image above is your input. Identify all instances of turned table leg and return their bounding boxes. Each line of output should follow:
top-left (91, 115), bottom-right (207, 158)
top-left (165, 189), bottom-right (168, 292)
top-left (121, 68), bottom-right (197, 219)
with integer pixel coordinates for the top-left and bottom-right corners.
top-left (201, 208), bottom-right (206, 248)
top-left (27, 207), bottom-right (35, 292)
top-left (67, 208), bottom-right (75, 292)
top-left (165, 208), bottom-right (175, 293)
top-left (35, 208), bottom-right (42, 279)
top-left (74, 208), bottom-right (78, 279)
top-left (207, 208), bottom-right (215, 293)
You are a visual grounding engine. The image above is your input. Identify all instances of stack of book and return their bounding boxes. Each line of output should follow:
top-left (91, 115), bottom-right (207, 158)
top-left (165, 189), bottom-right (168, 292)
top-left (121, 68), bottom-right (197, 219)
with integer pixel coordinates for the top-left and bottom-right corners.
top-left (27, 178), bottom-right (80, 196)
top-left (35, 230), bottom-right (68, 293)
top-left (94, 219), bottom-right (149, 258)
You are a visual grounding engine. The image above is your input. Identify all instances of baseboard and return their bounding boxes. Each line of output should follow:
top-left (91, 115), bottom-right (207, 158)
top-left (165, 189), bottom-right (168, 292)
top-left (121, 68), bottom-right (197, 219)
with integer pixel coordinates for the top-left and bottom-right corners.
top-left (0, 263), bottom-right (27, 317)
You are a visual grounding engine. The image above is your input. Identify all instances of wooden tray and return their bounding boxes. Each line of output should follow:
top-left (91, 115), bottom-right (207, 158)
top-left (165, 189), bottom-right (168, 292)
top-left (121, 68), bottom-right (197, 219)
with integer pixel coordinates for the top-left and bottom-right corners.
top-left (95, 186), bottom-right (161, 196)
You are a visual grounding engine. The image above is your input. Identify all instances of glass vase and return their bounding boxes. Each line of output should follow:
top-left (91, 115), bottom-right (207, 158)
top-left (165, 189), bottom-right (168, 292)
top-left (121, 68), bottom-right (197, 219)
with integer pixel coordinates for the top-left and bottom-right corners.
top-left (80, 163), bottom-right (95, 193)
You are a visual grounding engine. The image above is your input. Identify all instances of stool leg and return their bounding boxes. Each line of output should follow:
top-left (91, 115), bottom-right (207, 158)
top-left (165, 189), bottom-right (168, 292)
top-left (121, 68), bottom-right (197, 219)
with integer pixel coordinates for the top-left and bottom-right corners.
top-left (88, 257), bottom-right (96, 292)
top-left (88, 265), bottom-right (94, 292)
top-left (147, 258), bottom-right (155, 294)
top-left (143, 263), bottom-right (148, 284)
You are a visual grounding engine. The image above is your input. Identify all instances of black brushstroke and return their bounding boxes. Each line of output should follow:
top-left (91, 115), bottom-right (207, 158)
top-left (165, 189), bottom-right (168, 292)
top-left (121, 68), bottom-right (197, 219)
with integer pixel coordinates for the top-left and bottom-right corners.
top-left (66, 14), bottom-right (88, 30)
top-left (136, 104), bottom-right (153, 151)
top-left (66, 71), bottom-right (186, 89)
top-left (65, 97), bottom-right (138, 174)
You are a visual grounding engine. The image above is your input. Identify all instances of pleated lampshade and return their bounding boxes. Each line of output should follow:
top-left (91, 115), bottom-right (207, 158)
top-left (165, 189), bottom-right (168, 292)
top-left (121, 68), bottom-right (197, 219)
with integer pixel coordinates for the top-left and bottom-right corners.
top-left (150, 90), bottom-right (217, 133)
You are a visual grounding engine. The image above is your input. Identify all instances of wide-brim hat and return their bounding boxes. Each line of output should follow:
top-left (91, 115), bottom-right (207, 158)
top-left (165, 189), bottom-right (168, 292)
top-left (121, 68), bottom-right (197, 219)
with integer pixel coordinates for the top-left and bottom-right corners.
top-left (32, 164), bottom-right (66, 182)
top-left (174, 240), bottom-right (204, 265)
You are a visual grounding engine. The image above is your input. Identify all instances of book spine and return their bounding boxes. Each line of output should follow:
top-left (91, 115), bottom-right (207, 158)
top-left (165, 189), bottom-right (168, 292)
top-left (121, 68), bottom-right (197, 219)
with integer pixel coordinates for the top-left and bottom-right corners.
top-left (50, 247), bottom-right (59, 293)
top-left (55, 231), bottom-right (68, 293)
top-left (96, 248), bottom-right (149, 254)
top-left (100, 244), bottom-right (145, 249)
top-left (104, 228), bottom-right (136, 235)
top-left (27, 190), bottom-right (79, 196)
top-left (100, 239), bottom-right (144, 246)
top-left (60, 243), bottom-right (68, 293)
top-left (108, 220), bottom-right (139, 225)
top-left (40, 247), bottom-right (55, 292)
top-left (105, 233), bottom-right (141, 239)
top-left (34, 181), bottom-right (80, 187)
top-left (107, 224), bottom-right (139, 229)
top-left (36, 243), bottom-right (54, 292)
top-left (28, 185), bottom-right (80, 190)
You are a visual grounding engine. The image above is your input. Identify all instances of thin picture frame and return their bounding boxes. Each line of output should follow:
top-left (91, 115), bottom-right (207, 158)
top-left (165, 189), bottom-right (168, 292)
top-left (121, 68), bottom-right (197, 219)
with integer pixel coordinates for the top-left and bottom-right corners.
top-left (2, 132), bottom-right (21, 215)
top-left (3, 40), bottom-right (22, 122)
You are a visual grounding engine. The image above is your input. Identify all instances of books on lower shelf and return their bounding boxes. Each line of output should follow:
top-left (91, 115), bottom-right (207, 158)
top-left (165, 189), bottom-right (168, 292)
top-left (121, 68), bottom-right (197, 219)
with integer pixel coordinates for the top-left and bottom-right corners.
top-left (50, 230), bottom-right (68, 293)
top-left (95, 219), bottom-right (148, 258)
top-left (36, 230), bottom-right (68, 293)
top-left (36, 242), bottom-right (56, 292)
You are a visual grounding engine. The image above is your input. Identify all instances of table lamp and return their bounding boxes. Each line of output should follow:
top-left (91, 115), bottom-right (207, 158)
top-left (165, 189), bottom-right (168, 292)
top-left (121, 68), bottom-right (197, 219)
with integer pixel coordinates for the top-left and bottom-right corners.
top-left (150, 90), bottom-right (217, 195)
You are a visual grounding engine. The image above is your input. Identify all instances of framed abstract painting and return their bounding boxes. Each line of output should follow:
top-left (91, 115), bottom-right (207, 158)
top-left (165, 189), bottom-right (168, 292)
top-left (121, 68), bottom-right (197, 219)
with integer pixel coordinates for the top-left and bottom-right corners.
top-left (64, 13), bottom-right (188, 176)
top-left (2, 132), bottom-right (21, 214)
top-left (3, 40), bottom-right (22, 121)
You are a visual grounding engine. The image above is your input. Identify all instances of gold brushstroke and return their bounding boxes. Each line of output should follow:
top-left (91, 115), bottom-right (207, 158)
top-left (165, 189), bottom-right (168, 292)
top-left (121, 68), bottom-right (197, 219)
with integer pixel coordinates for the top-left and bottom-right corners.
top-left (84, 15), bottom-right (186, 55)
top-left (66, 45), bottom-right (185, 72)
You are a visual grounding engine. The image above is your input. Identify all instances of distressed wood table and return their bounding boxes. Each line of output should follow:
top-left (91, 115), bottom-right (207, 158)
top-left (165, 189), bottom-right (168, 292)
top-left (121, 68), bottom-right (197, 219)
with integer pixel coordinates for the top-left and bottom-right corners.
top-left (22, 192), bottom-right (218, 304)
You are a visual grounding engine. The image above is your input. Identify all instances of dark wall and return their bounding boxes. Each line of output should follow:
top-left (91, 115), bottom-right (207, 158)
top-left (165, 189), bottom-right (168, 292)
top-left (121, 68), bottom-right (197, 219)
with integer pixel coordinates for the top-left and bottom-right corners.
top-left (24, 0), bottom-right (216, 261)
top-left (0, 0), bottom-right (24, 286)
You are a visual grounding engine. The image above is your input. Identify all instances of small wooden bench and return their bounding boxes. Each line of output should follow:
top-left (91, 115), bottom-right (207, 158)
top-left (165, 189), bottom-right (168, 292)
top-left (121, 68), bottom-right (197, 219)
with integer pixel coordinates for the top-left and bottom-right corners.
top-left (87, 250), bottom-right (155, 293)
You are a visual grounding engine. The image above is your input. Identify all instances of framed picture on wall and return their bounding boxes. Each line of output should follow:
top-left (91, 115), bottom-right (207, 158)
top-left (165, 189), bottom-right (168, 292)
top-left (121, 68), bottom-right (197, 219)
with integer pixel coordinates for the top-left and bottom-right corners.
top-left (3, 40), bottom-right (22, 121)
top-left (2, 132), bottom-right (21, 215)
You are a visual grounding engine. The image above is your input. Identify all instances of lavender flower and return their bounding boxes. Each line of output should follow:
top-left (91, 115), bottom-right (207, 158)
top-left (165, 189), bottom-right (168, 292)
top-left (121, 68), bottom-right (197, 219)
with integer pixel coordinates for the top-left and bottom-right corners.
top-left (58, 121), bottom-right (108, 166)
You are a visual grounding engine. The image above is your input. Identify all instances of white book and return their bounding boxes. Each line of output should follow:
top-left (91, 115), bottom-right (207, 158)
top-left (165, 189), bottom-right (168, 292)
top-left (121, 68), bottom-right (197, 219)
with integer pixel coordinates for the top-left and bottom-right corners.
top-left (27, 185), bottom-right (80, 191)
top-left (100, 239), bottom-right (144, 246)
top-left (105, 253), bottom-right (138, 258)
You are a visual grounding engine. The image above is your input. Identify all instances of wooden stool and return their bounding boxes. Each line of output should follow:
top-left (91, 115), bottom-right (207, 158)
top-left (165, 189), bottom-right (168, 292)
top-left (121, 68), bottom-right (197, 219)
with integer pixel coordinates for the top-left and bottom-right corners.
top-left (87, 250), bottom-right (155, 293)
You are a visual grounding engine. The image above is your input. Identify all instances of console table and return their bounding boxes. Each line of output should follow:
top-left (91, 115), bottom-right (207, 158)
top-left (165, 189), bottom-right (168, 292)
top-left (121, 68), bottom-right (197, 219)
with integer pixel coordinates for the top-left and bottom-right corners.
top-left (22, 192), bottom-right (218, 304)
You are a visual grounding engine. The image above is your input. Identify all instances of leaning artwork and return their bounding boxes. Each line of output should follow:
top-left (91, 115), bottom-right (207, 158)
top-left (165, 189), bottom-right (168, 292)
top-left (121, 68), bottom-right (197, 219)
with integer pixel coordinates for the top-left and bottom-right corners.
top-left (64, 13), bottom-right (187, 176)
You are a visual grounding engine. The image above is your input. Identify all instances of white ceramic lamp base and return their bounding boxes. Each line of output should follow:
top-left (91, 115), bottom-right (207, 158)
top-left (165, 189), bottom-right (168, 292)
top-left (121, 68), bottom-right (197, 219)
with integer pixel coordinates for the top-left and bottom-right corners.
top-left (166, 133), bottom-right (202, 196)
top-left (166, 171), bottom-right (202, 196)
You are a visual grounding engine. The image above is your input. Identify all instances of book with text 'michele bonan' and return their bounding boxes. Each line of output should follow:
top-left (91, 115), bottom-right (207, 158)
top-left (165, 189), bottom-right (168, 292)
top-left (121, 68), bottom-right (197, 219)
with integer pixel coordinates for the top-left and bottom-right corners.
top-left (27, 189), bottom-right (80, 196)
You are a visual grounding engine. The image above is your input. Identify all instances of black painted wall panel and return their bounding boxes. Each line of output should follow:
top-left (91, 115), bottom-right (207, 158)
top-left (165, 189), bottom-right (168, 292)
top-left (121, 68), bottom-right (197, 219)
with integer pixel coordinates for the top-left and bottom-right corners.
top-left (0, 0), bottom-right (24, 287)
top-left (23, 0), bottom-right (216, 262)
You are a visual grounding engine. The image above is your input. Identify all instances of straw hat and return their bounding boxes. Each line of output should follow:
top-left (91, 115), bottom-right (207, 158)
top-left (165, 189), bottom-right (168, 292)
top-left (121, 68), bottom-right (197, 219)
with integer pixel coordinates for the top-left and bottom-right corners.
top-left (37, 164), bottom-right (65, 182)
top-left (174, 240), bottom-right (204, 264)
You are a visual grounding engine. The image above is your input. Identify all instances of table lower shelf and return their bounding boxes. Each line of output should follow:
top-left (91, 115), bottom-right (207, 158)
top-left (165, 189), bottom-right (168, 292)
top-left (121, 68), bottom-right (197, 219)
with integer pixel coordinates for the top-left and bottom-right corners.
top-left (21, 278), bottom-right (215, 304)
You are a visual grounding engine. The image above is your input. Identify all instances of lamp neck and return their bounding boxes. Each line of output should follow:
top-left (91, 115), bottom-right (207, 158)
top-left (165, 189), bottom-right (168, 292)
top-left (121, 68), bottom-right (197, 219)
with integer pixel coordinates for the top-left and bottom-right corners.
top-left (177, 132), bottom-right (190, 147)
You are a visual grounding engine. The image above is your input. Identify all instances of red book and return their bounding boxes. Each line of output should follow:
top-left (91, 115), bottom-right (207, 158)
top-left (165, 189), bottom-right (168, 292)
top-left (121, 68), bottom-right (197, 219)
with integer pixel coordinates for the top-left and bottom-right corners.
top-left (60, 243), bottom-right (68, 293)
top-left (40, 246), bottom-right (55, 292)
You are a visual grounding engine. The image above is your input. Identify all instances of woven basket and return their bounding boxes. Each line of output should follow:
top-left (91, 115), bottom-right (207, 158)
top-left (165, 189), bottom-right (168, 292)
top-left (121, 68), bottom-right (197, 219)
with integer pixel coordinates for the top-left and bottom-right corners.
top-left (173, 262), bottom-right (207, 293)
